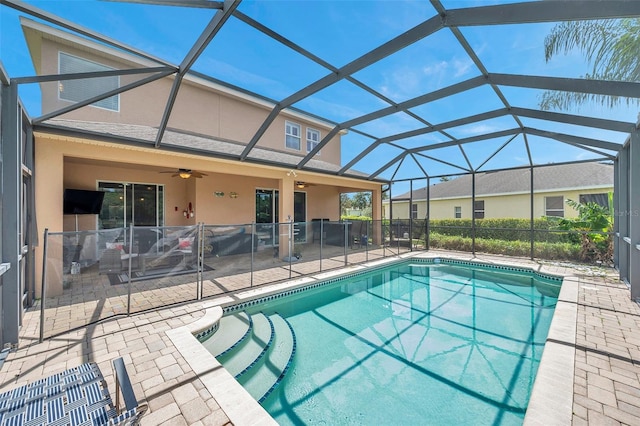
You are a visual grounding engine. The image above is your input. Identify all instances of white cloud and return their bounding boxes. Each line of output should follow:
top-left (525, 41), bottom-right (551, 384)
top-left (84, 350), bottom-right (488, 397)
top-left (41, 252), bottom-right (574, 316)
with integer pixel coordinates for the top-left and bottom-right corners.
top-left (457, 124), bottom-right (498, 135)
top-left (422, 61), bottom-right (449, 76)
top-left (453, 58), bottom-right (474, 77)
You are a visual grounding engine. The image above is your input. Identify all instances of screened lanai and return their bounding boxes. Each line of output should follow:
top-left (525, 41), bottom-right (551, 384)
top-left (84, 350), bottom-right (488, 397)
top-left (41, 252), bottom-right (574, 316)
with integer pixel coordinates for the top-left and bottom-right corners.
top-left (1, 0), bottom-right (639, 348)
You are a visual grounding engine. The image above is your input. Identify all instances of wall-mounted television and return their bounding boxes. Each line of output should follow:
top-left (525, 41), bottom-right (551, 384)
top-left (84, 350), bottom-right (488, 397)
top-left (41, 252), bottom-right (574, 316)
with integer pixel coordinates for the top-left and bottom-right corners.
top-left (63, 189), bottom-right (105, 215)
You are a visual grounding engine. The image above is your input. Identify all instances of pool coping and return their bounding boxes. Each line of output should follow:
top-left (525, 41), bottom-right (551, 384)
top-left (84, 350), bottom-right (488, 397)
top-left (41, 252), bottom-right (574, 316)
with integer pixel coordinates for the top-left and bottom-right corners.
top-left (170, 253), bottom-right (576, 425)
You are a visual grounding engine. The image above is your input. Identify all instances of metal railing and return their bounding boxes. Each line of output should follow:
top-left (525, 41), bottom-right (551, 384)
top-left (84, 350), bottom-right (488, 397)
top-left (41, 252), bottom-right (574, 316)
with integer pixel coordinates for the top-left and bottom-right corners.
top-left (38, 219), bottom-right (417, 340)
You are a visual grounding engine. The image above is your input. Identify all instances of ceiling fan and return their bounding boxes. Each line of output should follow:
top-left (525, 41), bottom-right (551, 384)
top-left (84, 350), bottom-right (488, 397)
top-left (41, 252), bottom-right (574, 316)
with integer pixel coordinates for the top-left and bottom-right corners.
top-left (159, 168), bottom-right (207, 179)
top-left (295, 181), bottom-right (316, 189)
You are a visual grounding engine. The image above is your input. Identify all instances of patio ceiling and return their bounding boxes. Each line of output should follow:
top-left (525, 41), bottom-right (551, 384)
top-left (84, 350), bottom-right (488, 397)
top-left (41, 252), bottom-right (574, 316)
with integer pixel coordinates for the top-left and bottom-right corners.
top-left (2, 0), bottom-right (639, 183)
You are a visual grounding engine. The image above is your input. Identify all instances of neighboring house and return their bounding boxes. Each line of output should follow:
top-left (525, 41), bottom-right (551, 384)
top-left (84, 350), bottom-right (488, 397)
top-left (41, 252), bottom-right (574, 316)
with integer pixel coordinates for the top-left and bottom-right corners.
top-left (384, 162), bottom-right (613, 220)
top-left (21, 18), bottom-right (383, 296)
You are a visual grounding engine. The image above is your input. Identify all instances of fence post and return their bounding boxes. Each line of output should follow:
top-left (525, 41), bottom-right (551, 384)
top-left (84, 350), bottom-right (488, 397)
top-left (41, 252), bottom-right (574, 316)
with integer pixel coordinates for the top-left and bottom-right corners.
top-left (320, 219), bottom-right (324, 272)
top-left (288, 218), bottom-right (293, 279)
top-left (127, 223), bottom-right (134, 315)
top-left (198, 222), bottom-right (203, 300)
top-left (251, 222), bottom-right (255, 288)
top-left (344, 222), bottom-right (348, 266)
top-left (39, 228), bottom-right (49, 343)
top-left (365, 221), bottom-right (369, 262)
top-left (383, 220), bottom-right (386, 258)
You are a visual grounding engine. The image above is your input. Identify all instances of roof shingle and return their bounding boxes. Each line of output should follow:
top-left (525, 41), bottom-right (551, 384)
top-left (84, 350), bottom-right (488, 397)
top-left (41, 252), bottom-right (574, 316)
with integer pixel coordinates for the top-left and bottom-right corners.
top-left (393, 162), bottom-right (613, 200)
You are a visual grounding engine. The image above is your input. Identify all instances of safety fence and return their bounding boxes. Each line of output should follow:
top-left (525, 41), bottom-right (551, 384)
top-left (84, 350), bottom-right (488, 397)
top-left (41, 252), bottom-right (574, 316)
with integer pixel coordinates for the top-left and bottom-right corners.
top-left (39, 219), bottom-right (417, 340)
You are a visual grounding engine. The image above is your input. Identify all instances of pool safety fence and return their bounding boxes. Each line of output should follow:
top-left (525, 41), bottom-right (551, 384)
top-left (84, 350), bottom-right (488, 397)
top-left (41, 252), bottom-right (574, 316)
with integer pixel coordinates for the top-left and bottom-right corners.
top-left (38, 220), bottom-right (418, 341)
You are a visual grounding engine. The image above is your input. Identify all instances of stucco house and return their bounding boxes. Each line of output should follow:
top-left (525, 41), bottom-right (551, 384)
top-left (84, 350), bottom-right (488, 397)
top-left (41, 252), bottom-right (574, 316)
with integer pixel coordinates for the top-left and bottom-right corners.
top-left (21, 17), bottom-right (384, 296)
top-left (385, 162), bottom-right (613, 220)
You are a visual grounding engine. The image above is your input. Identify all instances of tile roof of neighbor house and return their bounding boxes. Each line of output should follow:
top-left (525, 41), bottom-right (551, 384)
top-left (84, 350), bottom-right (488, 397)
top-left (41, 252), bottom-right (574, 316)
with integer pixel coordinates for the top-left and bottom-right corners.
top-left (37, 119), bottom-right (369, 178)
top-left (393, 162), bottom-right (614, 201)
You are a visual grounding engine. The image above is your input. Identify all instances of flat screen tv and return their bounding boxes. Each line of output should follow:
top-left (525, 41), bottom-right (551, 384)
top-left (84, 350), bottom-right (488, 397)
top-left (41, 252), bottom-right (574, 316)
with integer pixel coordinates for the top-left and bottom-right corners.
top-left (63, 189), bottom-right (105, 215)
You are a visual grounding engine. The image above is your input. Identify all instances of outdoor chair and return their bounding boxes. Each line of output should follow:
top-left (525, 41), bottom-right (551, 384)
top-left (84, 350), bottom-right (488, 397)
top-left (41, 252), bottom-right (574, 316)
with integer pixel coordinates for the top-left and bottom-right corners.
top-left (99, 244), bottom-right (139, 275)
top-left (349, 220), bottom-right (368, 249)
top-left (0, 357), bottom-right (146, 425)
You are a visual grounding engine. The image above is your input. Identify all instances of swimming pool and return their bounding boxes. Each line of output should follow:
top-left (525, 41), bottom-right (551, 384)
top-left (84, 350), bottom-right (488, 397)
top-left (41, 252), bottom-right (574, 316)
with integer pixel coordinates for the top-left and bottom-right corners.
top-left (210, 259), bottom-right (562, 425)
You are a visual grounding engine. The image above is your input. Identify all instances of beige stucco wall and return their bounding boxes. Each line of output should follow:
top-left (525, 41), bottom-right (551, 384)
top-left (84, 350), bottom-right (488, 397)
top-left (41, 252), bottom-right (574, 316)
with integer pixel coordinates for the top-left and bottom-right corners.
top-left (35, 132), bottom-right (379, 296)
top-left (384, 188), bottom-right (613, 220)
top-left (36, 37), bottom-right (341, 165)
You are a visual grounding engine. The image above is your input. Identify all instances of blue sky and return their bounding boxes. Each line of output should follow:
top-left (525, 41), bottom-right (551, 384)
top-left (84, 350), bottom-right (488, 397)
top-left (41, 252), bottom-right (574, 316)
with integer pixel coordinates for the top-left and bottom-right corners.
top-left (1, 0), bottom-right (637, 184)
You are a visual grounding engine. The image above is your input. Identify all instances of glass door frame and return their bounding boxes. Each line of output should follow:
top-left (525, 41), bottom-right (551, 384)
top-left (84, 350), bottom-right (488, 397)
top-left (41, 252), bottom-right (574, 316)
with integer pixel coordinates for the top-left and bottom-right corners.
top-left (255, 188), bottom-right (307, 245)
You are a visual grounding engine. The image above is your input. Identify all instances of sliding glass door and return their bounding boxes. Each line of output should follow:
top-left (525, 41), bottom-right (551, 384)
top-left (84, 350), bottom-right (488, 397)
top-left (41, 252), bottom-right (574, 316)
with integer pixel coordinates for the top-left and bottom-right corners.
top-left (255, 189), bottom-right (306, 245)
top-left (98, 182), bottom-right (164, 251)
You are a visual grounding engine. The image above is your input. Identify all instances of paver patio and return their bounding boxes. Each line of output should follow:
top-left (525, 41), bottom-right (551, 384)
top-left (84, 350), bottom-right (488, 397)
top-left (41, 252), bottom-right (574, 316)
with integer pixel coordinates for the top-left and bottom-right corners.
top-left (1, 249), bottom-right (638, 425)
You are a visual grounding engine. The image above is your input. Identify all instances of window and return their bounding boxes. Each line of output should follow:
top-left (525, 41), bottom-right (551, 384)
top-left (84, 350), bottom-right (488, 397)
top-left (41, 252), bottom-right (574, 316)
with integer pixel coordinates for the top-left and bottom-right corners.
top-left (98, 182), bottom-right (164, 229)
top-left (411, 203), bottom-right (418, 220)
top-left (285, 121), bottom-right (301, 150)
top-left (59, 52), bottom-right (119, 111)
top-left (307, 128), bottom-right (321, 155)
top-left (454, 206), bottom-right (461, 219)
top-left (545, 196), bottom-right (564, 217)
top-left (580, 193), bottom-right (609, 209)
top-left (474, 200), bottom-right (485, 219)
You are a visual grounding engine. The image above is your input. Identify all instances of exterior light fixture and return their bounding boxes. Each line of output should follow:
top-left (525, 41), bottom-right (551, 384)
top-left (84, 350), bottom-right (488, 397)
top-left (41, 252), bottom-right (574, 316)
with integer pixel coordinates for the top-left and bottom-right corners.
top-left (184, 202), bottom-right (194, 218)
top-left (229, 192), bottom-right (238, 198)
top-left (178, 170), bottom-right (192, 179)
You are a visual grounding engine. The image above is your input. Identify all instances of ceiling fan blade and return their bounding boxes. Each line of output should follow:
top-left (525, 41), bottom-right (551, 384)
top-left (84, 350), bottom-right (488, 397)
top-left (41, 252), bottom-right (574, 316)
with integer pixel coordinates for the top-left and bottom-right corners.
top-left (171, 173), bottom-right (179, 177)
top-left (191, 171), bottom-right (207, 178)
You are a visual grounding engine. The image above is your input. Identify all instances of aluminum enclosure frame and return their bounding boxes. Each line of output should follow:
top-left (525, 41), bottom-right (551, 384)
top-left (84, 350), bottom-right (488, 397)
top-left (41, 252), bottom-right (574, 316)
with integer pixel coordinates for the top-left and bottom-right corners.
top-left (1, 0), bottom-right (640, 346)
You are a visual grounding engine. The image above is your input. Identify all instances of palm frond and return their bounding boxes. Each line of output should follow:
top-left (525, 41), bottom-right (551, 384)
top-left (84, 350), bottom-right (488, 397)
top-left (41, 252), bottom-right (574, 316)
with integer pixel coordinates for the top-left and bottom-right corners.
top-left (541, 18), bottom-right (640, 110)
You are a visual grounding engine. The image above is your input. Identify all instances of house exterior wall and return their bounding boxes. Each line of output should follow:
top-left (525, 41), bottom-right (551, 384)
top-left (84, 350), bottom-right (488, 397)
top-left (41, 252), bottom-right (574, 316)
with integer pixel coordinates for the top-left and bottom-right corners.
top-left (384, 188), bottom-right (613, 220)
top-left (35, 132), bottom-right (377, 296)
top-left (35, 33), bottom-right (341, 165)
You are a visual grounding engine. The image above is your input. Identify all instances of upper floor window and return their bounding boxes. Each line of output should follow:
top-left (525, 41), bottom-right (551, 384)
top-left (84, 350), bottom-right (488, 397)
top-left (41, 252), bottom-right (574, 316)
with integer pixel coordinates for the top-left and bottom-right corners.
top-left (307, 128), bottom-right (321, 155)
top-left (545, 196), bottom-right (564, 217)
top-left (59, 52), bottom-right (119, 111)
top-left (474, 200), bottom-right (485, 219)
top-left (454, 206), bottom-right (461, 219)
top-left (411, 203), bottom-right (418, 220)
top-left (285, 121), bottom-right (301, 150)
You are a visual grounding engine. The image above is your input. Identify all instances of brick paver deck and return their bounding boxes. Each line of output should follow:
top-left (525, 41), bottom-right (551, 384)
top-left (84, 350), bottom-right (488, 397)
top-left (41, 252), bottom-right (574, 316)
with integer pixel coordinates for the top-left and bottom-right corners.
top-left (1, 250), bottom-right (638, 425)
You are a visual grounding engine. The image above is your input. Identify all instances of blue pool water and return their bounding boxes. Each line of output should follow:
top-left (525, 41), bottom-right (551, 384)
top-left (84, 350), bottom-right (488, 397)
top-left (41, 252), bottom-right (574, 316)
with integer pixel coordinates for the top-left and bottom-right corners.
top-left (248, 262), bottom-right (561, 425)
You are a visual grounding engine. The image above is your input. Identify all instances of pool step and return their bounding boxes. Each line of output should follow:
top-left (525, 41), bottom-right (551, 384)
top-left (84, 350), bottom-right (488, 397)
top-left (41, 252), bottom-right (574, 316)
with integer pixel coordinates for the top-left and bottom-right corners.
top-left (203, 310), bottom-right (296, 403)
top-left (238, 313), bottom-right (296, 402)
top-left (217, 312), bottom-right (274, 378)
top-left (200, 311), bottom-right (251, 358)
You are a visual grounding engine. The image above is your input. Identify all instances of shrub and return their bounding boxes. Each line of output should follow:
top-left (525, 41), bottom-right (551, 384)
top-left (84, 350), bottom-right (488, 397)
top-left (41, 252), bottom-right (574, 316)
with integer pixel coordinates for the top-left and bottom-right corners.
top-left (341, 215), bottom-right (372, 221)
top-left (428, 232), bottom-right (581, 261)
top-left (428, 217), bottom-right (574, 243)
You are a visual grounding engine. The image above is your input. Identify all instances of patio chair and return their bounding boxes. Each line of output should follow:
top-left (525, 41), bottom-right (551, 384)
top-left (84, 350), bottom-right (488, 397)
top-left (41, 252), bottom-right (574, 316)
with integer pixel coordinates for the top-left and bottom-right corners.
top-left (0, 357), bottom-right (147, 425)
top-left (349, 220), bottom-right (366, 248)
top-left (99, 244), bottom-right (140, 275)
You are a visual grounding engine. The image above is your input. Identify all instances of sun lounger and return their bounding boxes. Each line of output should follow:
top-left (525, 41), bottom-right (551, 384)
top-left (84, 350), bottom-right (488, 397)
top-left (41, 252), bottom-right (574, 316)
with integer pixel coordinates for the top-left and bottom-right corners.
top-left (0, 357), bottom-right (146, 425)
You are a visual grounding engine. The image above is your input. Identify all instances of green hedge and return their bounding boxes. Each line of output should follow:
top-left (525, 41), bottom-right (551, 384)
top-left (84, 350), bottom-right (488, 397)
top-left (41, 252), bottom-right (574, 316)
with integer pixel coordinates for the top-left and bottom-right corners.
top-left (428, 217), bottom-right (577, 244)
top-left (341, 215), bottom-right (372, 221)
top-left (428, 232), bottom-right (581, 261)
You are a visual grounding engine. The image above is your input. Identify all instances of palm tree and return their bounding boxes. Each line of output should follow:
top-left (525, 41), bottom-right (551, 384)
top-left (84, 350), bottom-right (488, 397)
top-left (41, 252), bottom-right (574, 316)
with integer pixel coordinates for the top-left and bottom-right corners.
top-left (540, 18), bottom-right (640, 110)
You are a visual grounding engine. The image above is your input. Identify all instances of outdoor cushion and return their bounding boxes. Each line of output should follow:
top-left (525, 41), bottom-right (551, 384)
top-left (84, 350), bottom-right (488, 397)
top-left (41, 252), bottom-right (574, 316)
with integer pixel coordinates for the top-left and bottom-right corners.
top-left (0, 357), bottom-right (146, 425)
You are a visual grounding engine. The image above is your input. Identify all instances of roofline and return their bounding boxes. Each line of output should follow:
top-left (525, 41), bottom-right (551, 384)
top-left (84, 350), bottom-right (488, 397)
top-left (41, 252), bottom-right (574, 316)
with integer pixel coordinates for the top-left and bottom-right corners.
top-left (18, 16), bottom-right (342, 132)
top-left (31, 121), bottom-right (385, 184)
top-left (386, 184), bottom-right (614, 203)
